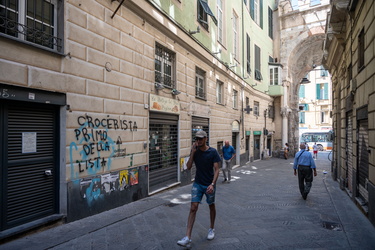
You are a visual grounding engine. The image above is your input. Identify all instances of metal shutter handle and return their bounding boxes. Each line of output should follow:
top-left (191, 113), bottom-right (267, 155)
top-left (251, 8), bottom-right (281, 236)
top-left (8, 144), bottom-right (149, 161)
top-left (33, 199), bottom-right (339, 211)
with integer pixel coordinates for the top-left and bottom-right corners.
top-left (44, 170), bottom-right (52, 176)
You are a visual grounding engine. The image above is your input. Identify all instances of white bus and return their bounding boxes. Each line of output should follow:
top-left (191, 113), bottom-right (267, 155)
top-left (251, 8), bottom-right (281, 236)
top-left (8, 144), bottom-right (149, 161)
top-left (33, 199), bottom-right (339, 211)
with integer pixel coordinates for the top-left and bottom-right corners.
top-left (299, 130), bottom-right (333, 151)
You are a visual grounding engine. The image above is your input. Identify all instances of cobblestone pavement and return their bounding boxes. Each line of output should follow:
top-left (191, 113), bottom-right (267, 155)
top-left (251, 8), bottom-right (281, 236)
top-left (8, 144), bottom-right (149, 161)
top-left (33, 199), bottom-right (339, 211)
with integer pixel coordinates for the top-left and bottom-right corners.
top-left (1, 152), bottom-right (375, 249)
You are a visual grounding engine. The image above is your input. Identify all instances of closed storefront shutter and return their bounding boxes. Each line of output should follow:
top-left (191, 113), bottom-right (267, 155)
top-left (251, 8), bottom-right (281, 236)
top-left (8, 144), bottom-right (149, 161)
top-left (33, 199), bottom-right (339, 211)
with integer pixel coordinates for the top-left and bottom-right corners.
top-left (346, 112), bottom-right (353, 193)
top-left (149, 113), bottom-right (178, 193)
top-left (1, 101), bottom-right (59, 230)
top-left (357, 119), bottom-right (369, 202)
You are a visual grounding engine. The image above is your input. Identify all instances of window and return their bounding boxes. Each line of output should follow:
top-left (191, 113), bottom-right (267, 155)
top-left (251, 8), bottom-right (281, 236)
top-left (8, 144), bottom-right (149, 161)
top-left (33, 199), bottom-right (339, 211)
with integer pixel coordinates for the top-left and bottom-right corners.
top-left (269, 65), bottom-right (280, 85)
top-left (316, 83), bottom-right (329, 100)
top-left (196, 67), bottom-right (206, 99)
top-left (232, 89), bottom-right (238, 109)
top-left (0, 0), bottom-right (63, 52)
top-left (246, 34), bottom-right (251, 75)
top-left (299, 85), bottom-right (305, 98)
top-left (310, 0), bottom-right (321, 6)
top-left (233, 11), bottom-right (238, 60)
top-left (321, 111), bottom-right (326, 123)
top-left (254, 101), bottom-right (259, 116)
top-left (250, 0), bottom-right (263, 28)
top-left (358, 29), bottom-right (365, 71)
top-left (268, 7), bottom-right (273, 39)
top-left (217, 0), bottom-right (223, 44)
top-left (155, 43), bottom-right (175, 89)
top-left (268, 105), bottom-right (274, 119)
top-left (299, 112), bottom-right (305, 124)
top-left (197, 0), bottom-right (217, 31)
top-left (254, 45), bottom-right (262, 81)
top-left (216, 80), bottom-right (223, 104)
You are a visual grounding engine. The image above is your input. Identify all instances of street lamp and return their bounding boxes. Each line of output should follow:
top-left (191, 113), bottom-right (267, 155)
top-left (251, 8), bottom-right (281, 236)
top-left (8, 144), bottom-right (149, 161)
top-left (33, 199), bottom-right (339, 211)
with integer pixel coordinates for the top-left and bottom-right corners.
top-left (300, 78), bottom-right (311, 84)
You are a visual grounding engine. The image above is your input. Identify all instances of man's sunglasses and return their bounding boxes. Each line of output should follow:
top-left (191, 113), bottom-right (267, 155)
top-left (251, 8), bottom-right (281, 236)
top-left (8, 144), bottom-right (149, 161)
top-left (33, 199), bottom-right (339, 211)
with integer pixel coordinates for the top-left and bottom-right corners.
top-left (195, 137), bottom-right (205, 141)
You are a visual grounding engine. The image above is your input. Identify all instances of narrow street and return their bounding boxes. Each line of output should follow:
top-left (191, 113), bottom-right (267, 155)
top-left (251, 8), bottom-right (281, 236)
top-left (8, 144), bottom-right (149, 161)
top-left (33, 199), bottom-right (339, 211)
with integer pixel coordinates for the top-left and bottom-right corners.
top-left (2, 152), bottom-right (375, 250)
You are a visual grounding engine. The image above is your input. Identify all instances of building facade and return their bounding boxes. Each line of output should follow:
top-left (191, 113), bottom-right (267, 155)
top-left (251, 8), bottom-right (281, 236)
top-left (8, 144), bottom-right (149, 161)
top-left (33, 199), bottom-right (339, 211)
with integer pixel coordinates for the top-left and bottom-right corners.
top-left (298, 66), bottom-right (332, 131)
top-left (0, 0), bottom-right (279, 237)
top-left (323, 0), bottom-right (375, 225)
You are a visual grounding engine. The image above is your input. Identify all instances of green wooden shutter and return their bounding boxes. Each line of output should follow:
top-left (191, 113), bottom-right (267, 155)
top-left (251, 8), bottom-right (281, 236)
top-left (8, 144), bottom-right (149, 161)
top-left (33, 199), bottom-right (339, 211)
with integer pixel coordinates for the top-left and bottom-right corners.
top-left (316, 84), bottom-right (321, 99)
top-left (299, 85), bottom-right (305, 98)
top-left (324, 83), bottom-right (328, 99)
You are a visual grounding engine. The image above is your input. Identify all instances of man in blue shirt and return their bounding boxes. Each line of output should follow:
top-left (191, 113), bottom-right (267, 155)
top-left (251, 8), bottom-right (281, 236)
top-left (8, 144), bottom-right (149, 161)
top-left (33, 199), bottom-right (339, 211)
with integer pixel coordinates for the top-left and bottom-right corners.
top-left (222, 140), bottom-right (236, 183)
top-left (293, 143), bottom-right (317, 200)
top-left (177, 130), bottom-right (221, 248)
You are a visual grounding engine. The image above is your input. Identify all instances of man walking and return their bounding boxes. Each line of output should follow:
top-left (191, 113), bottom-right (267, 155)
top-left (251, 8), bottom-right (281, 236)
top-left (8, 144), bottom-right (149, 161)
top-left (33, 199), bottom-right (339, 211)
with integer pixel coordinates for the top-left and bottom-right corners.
top-left (177, 130), bottom-right (221, 248)
top-left (293, 143), bottom-right (317, 200)
top-left (222, 140), bottom-right (236, 183)
top-left (312, 142), bottom-right (318, 159)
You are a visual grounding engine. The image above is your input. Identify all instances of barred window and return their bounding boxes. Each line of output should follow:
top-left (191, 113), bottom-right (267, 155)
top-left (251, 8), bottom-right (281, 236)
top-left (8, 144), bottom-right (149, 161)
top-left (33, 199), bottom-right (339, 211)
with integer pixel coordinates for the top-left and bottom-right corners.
top-left (155, 43), bottom-right (175, 89)
top-left (0, 0), bottom-right (63, 52)
top-left (196, 67), bottom-right (206, 100)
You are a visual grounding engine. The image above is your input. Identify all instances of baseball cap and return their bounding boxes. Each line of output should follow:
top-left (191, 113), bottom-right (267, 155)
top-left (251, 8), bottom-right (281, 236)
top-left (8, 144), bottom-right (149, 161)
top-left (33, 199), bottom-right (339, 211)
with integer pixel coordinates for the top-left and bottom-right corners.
top-left (195, 130), bottom-right (207, 138)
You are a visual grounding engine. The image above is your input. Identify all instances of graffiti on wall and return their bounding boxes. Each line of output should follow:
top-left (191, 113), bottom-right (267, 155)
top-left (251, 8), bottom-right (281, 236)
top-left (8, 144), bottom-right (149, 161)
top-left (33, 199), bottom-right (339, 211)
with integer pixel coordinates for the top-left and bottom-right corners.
top-left (79, 164), bottom-right (143, 207)
top-left (69, 114), bottom-right (138, 179)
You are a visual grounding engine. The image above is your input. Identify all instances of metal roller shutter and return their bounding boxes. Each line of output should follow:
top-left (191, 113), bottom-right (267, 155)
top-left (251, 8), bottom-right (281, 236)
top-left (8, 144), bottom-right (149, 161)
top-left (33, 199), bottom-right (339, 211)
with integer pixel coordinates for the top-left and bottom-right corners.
top-left (149, 113), bottom-right (178, 193)
top-left (357, 119), bottom-right (369, 202)
top-left (1, 101), bottom-right (59, 230)
top-left (346, 112), bottom-right (353, 193)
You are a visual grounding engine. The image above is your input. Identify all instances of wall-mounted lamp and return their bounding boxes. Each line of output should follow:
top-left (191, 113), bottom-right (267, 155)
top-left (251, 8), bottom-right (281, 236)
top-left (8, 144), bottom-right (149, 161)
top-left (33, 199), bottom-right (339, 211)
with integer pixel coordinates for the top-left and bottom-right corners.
top-left (189, 26), bottom-right (200, 35)
top-left (171, 89), bottom-right (181, 95)
top-left (155, 83), bottom-right (165, 90)
top-left (212, 49), bottom-right (221, 55)
top-left (300, 78), bottom-right (311, 84)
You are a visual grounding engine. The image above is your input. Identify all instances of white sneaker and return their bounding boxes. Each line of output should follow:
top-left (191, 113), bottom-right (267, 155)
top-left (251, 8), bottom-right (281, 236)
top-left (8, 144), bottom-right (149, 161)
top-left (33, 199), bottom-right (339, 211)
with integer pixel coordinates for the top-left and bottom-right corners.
top-left (177, 236), bottom-right (191, 247)
top-left (207, 228), bottom-right (215, 240)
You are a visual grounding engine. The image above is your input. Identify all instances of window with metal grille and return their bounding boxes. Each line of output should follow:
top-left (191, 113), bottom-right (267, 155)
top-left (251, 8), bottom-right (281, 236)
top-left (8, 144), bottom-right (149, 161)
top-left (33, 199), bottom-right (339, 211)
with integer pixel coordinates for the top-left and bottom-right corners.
top-left (196, 67), bottom-right (206, 100)
top-left (155, 43), bottom-right (175, 89)
top-left (0, 0), bottom-right (63, 52)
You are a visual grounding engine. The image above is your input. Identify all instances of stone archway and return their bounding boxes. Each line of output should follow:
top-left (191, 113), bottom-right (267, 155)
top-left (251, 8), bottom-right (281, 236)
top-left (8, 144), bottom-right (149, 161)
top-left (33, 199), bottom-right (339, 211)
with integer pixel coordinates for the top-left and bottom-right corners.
top-left (277, 0), bottom-right (330, 154)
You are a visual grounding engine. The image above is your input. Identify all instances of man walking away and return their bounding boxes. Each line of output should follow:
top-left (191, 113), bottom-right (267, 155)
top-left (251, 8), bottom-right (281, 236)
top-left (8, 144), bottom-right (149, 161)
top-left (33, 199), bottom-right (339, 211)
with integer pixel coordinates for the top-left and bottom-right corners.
top-left (293, 143), bottom-right (317, 200)
top-left (177, 130), bottom-right (221, 248)
top-left (222, 140), bottom-right (236, 183)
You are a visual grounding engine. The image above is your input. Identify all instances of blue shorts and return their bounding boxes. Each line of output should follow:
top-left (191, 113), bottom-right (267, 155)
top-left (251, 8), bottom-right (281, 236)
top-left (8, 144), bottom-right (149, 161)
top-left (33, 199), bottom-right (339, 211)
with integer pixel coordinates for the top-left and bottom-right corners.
top-left (191, 182), bottom-right (215, 205)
